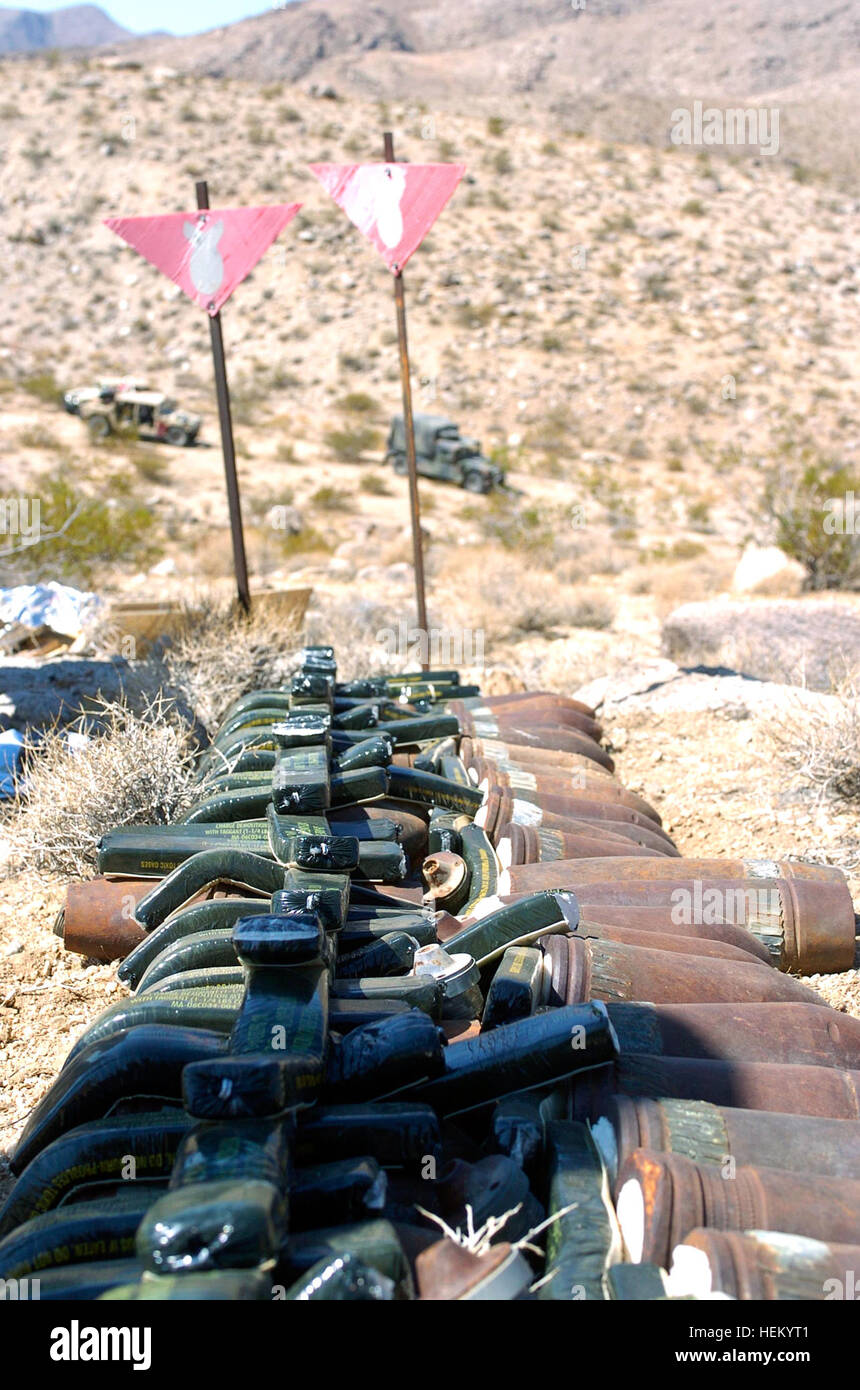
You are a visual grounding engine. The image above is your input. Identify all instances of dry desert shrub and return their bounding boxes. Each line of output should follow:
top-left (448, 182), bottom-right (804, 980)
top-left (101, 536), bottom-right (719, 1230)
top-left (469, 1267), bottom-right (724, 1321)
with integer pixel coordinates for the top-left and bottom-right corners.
top-left (2, 695), bottom-right (198, 879)
top-left (765, 680), bottom-right (860, 803)
top-left (153, 596), bottom-right (303, 735)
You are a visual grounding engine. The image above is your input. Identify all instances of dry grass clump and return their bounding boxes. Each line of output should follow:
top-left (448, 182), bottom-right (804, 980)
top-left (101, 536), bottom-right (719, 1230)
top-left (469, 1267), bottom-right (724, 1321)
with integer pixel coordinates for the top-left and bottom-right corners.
top-left (444, 552), bottom-right (615, 642)
top-left (766, 680), bottom-right (860, 803)
top-left (154, 597), bottom-right (303, 735)
top-left (2, 695), bottom-right (198, 879)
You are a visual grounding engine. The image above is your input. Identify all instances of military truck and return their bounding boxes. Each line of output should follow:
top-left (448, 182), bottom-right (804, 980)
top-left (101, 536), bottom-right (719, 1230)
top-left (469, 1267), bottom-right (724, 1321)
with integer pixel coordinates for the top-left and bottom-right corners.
top-left (80, 390), bottom-right (201, 446)
top-left (63, 377), bottom-right (149, 414)
top-left (385, 414), bottom-right (504, 493)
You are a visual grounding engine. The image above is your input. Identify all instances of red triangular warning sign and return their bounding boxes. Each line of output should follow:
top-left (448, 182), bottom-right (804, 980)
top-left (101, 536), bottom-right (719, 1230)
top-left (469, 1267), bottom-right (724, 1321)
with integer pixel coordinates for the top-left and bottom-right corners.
top-left (105, 203), bottom-right (302, 315)
top-left (309, 163), bottom-right (464, 274)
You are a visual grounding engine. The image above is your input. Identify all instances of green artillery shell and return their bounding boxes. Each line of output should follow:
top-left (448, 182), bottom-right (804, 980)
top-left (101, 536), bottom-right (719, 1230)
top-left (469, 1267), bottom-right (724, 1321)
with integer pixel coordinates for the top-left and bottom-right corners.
top-left (62, 987), bottom-right (244, 1062)
top-left (0, 1110), bottom-right (191, 1236)
top-left (97, 820), bottom-right (272, 876)
top-left (410, 1002), bottom-right (616, 1116)
top-left (141, 966), bottom-right (245, 995)
top-left (458, 823), bottom-right (500, 916)
top-left (387, 765), bottom-right (481, 814)
top-left (538, 1121), bottom-right (622, 1301)
top-left (134, 850), bottom-right (285, 931)
top-left (444, 890), bottom-right (574, 967)
top-left (0, 1187), bottom-right (152, 1281)
top-left (330, 766), bottom-right (389, 805)
top-left (134, 929), bottom-right (239, 992)
top-left (118, 899), bottom-right (265, 989)
top-left (330, 974), bottom-right (443, 1017)
top-left (183, 788), bottom-right (274, 823)
top-left (32, 1259), bottom-right (145, 1301)
top-left (138, 1178), bottom-right (284, 1273)
top-left (10, 1026), bottom-right (226, 1177)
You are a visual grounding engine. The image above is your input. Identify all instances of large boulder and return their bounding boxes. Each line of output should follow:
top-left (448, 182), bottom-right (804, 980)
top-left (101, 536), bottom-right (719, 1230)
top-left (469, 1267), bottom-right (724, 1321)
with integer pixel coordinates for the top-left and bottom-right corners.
top-left (662, 595), bottom-right (860, 691)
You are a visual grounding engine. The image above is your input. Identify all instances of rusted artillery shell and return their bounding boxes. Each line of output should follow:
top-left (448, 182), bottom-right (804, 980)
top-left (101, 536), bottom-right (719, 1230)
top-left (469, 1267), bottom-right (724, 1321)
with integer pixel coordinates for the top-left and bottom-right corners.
top-left (571, 1055), bottom-right (860, 1120)
top-left (498, 820), bottom-right (678, 862)
top-left (668, 1229), bottom-right (860, 1301)
top-left (573, 923), bottom-right (768, 966)
top-left (498, 822), bottom-right (675, 865)
top-left (61, 878), bottom-right (262, 962)
top-left (500, 854), bottom-right (846, 889)
top-left (480, 787), bottom-right (663, 842)
top-left (601, 1095), bottom-right (860, 1185)
top-left (416, 1239), bottom-right (532, 1300)
top-left (460, 735), bottom-right (611, 776)
top-left (606, 1001), bottom-right (860, 1068)
top-left (567, 904), bottom-right (773, 964)
top-left (545, 935), bottom-right (825, 1008)
top-left (450, 697), bottom-right (603, 742)
top-left (615, 1148), bottom-right (860, 1268)
top-left (495, 871), bottom-right (855, 975)
top-left (459, 721), bottom-right (615, 770)
top-left (344, 801), bottom-right (429, 869)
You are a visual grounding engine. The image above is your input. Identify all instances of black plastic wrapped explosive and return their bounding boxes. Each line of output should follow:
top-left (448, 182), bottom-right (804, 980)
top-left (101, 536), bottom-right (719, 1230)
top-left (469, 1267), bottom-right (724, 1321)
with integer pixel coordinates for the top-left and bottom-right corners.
top-left (266, 807), bottom-right (401, 866)
top-left (291, 1158), bottom-right (387, 1230)
top-left (169, 1117), bottom-right (291, 1192)
top-left (30, 1259), bottom-right (145, 1302)
top-left (296, 1103), bottom-right (441, 1170)
top-left (440, 1155), bottom-right (544, 1245)
top-left (271, 715), bottom-right (331, 751)
top-left (284, 1252), bottom-right (395, 1301)
top-left (182, 1056), bottom-right (306, 1120)
top-left (538, 1121), bottom-right (622, 1302)
top-left (281, 869), bottom-right (350, 930)
top-left (443, 890), bottom-right (576, 967)
top-left (338, 911), bottom-right (437, 952)
top-left (333, 735), bottom-right (394, 773)
top-left (292, 833), bottom-right (362, 874)
top-left (490, 1095), bottom-right (544, 1174)
top-left (335, 931), bottom-right (419, 980)
top-left (140, 966), bottom-right (244, 997)
top-left (272, 747), bottom-right (331, 814)
top-left (291, 672), bottom-right (333, 706)
top-left (137, 1178), bottom-right (284, 1274)
top-left (409, 1003), bottom-right (617, 1116)
top-left (324, 1011), bottom-right (446, 1102)
top-left (331, 702), bottom-right (380, 731)
top-left (458, 823), bottom-right (500, 915)
top-left (134, 850), bottom-right (286, 932)
top-left (276, 1219), bottom-right (413, 1297)
top-left (481, 946), bottom-right (546, 1030)
top-left (10, 1027), bottom-right (227, 1176)
top-left (0, 1111), bottom-right (192, 1237)
top-left (428, 812), bottom-right (464, 857)
top-left (232, 910), bottom-right (329, 969)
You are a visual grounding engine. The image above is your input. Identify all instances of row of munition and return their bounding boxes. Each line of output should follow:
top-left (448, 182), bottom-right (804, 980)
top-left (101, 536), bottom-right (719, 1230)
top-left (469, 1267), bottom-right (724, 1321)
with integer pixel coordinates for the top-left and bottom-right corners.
top-left (0, 646), bottom-right (857, 1301)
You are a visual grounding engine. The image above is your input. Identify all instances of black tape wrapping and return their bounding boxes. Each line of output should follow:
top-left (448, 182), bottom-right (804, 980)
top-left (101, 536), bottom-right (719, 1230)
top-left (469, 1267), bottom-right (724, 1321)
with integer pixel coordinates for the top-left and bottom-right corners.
top-left (324, 1011), bottom-right (446, 1103)
top-left (138, 1178), bottom-right (284, 1273)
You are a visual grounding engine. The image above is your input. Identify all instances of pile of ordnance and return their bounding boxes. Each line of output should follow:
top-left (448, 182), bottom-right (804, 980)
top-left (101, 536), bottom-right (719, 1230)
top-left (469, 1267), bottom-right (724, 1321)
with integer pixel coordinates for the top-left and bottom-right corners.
top-left (2, 647), bottom-right (859, 1301)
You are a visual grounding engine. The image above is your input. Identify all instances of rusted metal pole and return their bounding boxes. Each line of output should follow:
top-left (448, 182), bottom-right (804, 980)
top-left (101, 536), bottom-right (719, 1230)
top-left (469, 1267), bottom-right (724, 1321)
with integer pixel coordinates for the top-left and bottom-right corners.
top-left (383, 132), bottom-right (429, 668)
top-left (196, 180), bottom-right (251, 615)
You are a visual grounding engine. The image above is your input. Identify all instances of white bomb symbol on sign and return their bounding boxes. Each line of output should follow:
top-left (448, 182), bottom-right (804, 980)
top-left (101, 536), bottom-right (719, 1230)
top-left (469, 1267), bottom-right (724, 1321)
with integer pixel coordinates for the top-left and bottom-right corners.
top-left (184, 217), bottom-right (225, 297)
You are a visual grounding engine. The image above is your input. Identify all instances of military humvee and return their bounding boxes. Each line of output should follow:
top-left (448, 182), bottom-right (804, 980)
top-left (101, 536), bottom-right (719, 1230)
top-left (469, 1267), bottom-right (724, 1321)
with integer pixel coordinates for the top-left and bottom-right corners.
top-left (80, 390), bottom-right (201, 446)
top-left (385, 414), bottom-right (504, 493)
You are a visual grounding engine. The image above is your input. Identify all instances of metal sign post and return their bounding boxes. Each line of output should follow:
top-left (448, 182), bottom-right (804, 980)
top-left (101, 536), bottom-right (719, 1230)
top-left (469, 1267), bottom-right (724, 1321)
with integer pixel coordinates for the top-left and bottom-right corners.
top-left (195, 180), bottom-right (251, 615)
top-left (383, 131), bottom-right (429, 664)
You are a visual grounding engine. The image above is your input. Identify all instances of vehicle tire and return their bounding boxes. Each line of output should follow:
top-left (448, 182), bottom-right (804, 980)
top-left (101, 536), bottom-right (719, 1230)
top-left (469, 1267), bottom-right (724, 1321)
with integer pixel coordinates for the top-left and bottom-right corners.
top-left (463, 470), bottom-right (488, 494)
top-left (392, 454), bottom-right (408, 476)
top-left (87, 415), bottom-right (111, 440)
top-left (166, 426), bottom-right (189, 446)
